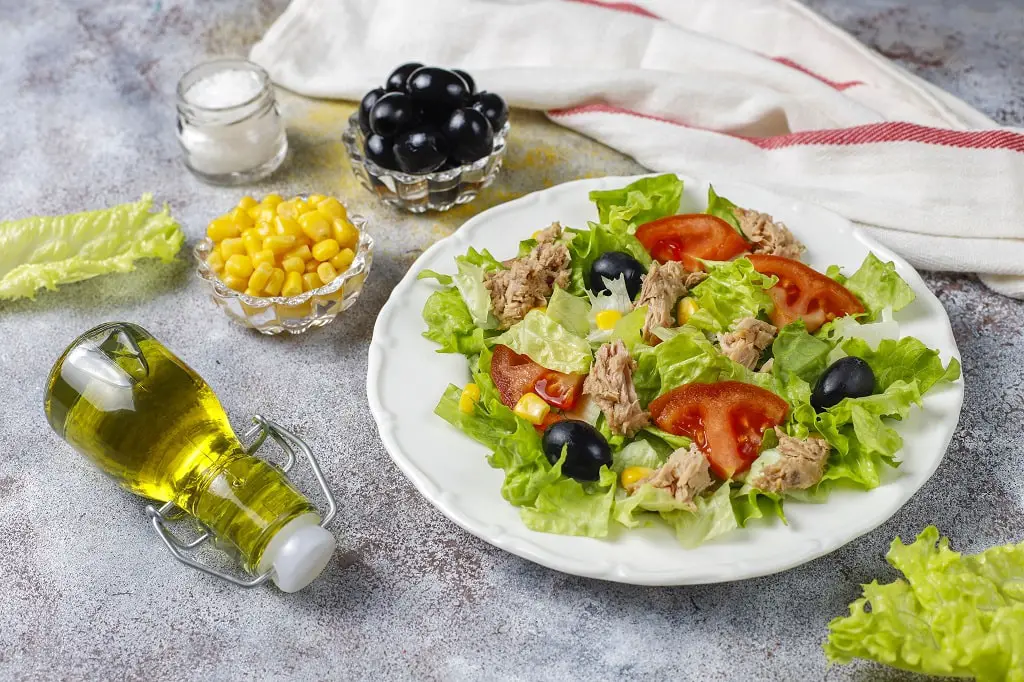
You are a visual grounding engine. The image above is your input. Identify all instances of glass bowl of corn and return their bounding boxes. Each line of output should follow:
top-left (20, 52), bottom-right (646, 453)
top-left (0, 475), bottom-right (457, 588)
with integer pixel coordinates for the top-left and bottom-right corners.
top-left (194, 193), bottom-right (374, 335)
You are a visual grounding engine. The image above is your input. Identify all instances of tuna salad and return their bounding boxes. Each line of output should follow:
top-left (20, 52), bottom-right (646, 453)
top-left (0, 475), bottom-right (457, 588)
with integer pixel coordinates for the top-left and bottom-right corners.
top-left (418, 174), bottom-right (960, 547)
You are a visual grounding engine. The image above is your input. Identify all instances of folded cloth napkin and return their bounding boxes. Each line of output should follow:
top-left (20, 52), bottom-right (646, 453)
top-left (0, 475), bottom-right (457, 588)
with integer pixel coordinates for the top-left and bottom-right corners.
top-left (251, 0), bottom-right (1024, 298)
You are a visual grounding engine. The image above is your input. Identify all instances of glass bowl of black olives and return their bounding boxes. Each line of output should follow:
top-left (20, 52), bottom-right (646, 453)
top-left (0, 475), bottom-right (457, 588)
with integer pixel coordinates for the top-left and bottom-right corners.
top-left (342, 62), bottom-right (511, 213)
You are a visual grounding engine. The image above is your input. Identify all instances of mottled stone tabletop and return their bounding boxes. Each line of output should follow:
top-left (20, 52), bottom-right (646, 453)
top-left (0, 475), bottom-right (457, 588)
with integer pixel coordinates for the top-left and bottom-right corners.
top-left (2, 1), bottom-right (1022, 680)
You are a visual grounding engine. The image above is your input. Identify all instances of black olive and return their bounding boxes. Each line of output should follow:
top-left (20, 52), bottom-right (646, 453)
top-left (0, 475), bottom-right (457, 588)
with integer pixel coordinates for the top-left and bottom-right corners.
top-left (364, 134), bottom-right (397, 170)
top-left (453, 69), bottom-right (476, 95)
top-left (589, 251), bottom-right (646, 299)
top-left (385, 62), bottom-right (424, 92)
top-left (470, 92), bottom-right (509, 131)
top-left (811, 356), bottom-right (876, 411)
top-left (542, 420), bottom-right (612, 482)
top-left (358, 87), bottom-right (385, 133)
top-left (443, 108), bottom-right (494, 163)
top-left (393, 127), bottom-right (449, 174)
top-left (368, 92), bottom-right (420, 138)
top-left (406, 67), bottom-right (472, 115)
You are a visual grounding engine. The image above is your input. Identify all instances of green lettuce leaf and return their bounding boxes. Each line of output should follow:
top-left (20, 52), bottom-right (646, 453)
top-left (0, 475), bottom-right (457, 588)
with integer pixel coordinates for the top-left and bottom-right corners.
top-left (491, 309), bottom-right (592, 374)
top-left (838, 253), bottom-right (917, 321)
top-left (566, 221), bottom-right (651, 297)
top-left (842, 335), bottom-right (961, 394)
top-left (611, 439), bottom-right (664, 473)
top-left (771, 322), bottom-right (833, 384)
top-left (686, 258), bottom-right (777, 333)
top-left (825, 526), bottom-right (1024, 680)
top-left (613, 482), bottom-right (738, 547)
top-left (0, 194), bottom-right (184, 300)
top-left (421, 287), bottom-right (489, 355)
top-left (419, 247), bottom-right (501, 329)
top-left (520, 464), bottom-right (617, 538)
top-left (546, 286), bottom-right (591, 338)
top-left (633, 325), bottom-right (752, 404)
top-left (589, 174), bottom-right (683, 227)
top-left (705, 185), bottom-right (743, 233)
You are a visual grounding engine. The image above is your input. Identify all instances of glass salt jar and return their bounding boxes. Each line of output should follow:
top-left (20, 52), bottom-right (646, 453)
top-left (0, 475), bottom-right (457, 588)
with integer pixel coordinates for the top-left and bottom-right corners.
top-left (176, 59), bottom-right (288, 185)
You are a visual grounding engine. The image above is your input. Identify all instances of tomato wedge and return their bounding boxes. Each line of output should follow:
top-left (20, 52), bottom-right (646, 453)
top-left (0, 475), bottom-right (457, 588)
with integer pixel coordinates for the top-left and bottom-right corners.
top-left (648, 381), bottom-right (789, 479)
top-left (490, 345), bottom-right (584, 411)
top-left (747, 254), bottom-right (865, 332)
top-left (635, 214), bottom-right (749, 271)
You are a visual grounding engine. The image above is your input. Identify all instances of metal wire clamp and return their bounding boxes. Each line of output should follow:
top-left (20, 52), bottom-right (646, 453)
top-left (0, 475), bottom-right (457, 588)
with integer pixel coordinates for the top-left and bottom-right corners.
top-left (144, 415), bottom-right (337, 588)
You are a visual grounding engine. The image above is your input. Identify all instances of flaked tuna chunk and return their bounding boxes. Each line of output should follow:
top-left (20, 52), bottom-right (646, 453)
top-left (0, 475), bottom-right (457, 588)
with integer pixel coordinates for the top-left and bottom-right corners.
top-left (636, 260), bottom-right (690, 344)
top-left (718, 317), bottom-right (777, 370)
top-left (484, 223), bottom-right (571, 329)
top-left (751, 428), bottom-right (831, 493)
top-left (583, 340), bottom-right (648, 437)
top-left (735, 208), bottom-right (804, 260)
top-left (644, 444), bottom-right (714, 508)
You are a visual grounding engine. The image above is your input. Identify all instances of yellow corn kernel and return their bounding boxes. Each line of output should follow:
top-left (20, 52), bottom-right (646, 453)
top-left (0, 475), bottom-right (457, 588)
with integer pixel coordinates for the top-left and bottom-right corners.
top-left (264, 234), bottom-right (297, 255)
top-left (241, 232), bottom-right (263, 257)
top-left (238, 196), bottom-right (258, 210)
top-left (331, 218), bottom-right (360, 249)
top-left (316, 261), bottom-right (338, 284)
top-left (248, 262), bottom-right (274, 292)
top-left (677, 297), bottom-right (699, 325)
top-left (595, 310), bottom-right (622, 330)
top-left (311, 238), bottom-right (340, 262)
top-left (207, 217), bottom-right (240, 242)
top-left (275, 200), bottom-right (300, 220)
top-left (282, 256), bottom-right (305, 274)
top-left (273, 216), bottom-right (302, 238)
top-left (317, 197), bottom-right (346, 220)
top-left (293, 198), bottom-right (313, 214)
top-left (255, 207), bottom-right (277, 224)
top-left (513, 393), bottom-right (551, 426)
top-left (302, 272), bottom-right (322, 292)
top-left (531, 229), bottom-right (543, 240)
top-left (222, 274), bottom-right (248, 292)
top-left (264, 268), bottom-right (285, 296)
top-left (459, 383), bottom-right (481, 414)
top-left (299, 211), bottom-right (332, 242)
top-left (329, 248), bottom-right (355, 272)
top-left (533, 305), bottom-right (547, 314)
top-left (262, 193), bottom-right (283, 208)
top-left (307, 193), bottom-right (327, 206)
top-left (229, 207), bottom-right (254, 230)
top-left (252, 249), bottom-right (276, 269)
top-left (285, 244), bottom-right (313, 261)
top-left (243, 287), bottom-right (263, 297)
top-left (620, 466), bottom-right (654, 490)
top-left (305, 259), bottom-right (319, 273)
top-left (246, 205), bottom-right (262, 220)
top-left (225, 254), bottom-right (254, 279)
top-left (206, 251), bottom-right (225, 273)
top-left (219, 237), bottom-right (245, 259)
top-left (255, 223), bottom-right (274, 239)
top-left (281, 271), bottom-right (303, 297)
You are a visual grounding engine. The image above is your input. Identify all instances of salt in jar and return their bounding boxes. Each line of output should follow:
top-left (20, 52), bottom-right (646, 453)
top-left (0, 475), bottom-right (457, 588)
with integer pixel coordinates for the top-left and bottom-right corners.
top-left (176, 59), bottom-right (288, 185)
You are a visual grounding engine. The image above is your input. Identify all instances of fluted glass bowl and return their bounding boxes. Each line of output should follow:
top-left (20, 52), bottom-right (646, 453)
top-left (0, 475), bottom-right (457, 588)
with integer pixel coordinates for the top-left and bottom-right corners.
top-left (194, 214), bottom-right (374, 335)
top-left (342, 113), bottom-right (509, 213)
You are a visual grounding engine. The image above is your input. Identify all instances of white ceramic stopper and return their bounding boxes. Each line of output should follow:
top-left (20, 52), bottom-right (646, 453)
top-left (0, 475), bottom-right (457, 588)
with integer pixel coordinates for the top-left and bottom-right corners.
top-left (258, 514), bottom-right (336, 593)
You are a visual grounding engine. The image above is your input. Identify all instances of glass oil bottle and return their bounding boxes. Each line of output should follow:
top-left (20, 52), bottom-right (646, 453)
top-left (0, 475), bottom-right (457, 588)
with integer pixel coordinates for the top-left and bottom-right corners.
top-left (44, 322), bottom-right (336, 592)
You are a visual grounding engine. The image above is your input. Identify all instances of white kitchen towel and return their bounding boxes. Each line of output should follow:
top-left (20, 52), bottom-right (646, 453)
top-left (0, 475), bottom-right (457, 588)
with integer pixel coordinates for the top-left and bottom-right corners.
top-left (251, 0), bottom-right (1024, 298)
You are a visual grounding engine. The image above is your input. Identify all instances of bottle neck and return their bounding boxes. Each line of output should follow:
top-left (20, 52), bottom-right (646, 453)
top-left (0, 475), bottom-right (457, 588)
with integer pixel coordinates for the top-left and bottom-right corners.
top-left (178, 452), bottom-right (317, 574)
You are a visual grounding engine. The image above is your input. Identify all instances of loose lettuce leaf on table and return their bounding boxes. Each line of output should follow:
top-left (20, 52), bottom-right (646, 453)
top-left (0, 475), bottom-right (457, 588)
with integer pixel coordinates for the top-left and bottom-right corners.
top-left (825, 526), bottom-right (1024, 680)
top-left (0, 194), bottom-right (183, 300)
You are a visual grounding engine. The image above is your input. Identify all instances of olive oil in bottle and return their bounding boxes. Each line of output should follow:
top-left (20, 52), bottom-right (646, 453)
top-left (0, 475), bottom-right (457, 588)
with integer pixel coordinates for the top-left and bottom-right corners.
top-left (44, 322), bottom-right (335, 592)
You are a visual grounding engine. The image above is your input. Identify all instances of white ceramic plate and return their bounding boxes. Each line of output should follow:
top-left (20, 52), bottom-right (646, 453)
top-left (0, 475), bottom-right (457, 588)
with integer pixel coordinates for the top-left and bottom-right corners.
top-left (367, 174), bottom-right (963, 585)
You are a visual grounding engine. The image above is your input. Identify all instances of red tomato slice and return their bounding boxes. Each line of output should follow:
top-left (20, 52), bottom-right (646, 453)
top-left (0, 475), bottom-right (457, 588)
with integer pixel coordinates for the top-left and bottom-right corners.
top-left (490, 345), bottom-right (583, 411)
top-left (648, 381), bottom-right (789, 479)
top-left (534, 372), bottom-right (584, 411)
top-left (635, 214), bottom-right (749, 271)
top-left (747, 255), bottom-right (865, 332)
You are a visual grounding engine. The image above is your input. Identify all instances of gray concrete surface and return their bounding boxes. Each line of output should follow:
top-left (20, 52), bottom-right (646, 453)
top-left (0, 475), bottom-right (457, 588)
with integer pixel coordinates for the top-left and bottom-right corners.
top-left (1, 1), bottom-right (1022, 680)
